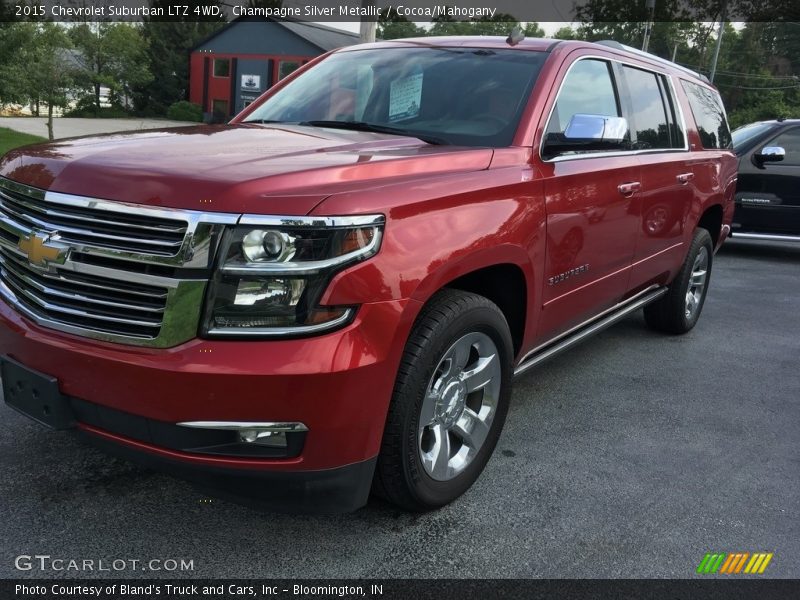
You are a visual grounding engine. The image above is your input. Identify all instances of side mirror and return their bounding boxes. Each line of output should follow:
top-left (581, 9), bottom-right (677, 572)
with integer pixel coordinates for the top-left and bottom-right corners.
top-left (543, 114), bottom-right (629, 157)
top-left (564, 114), bottom-right (628, 144)
top-left (754, 146), bottom-right (785, 167)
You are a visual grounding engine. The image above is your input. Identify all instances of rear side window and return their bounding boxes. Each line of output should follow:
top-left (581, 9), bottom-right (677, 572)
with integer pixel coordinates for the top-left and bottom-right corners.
top-left (681, 80), bottom-right (732, 149)
top-left (622, 65), bottom-right (683, 150)
top-left (548, 59), bottom-right (620, 133)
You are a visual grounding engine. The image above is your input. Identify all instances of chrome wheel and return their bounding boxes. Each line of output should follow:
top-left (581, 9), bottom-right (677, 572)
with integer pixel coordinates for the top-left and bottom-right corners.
top-left (418, 332), bottom-right (501, 482)
top-left (685, 246), bottom-right (709, 320)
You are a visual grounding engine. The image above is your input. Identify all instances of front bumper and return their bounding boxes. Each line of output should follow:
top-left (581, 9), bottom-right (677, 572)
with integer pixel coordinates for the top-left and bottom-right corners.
top-left (82, 427), bottom-right (378, 513)
top-left (0, 297), bottom-right (418, 512)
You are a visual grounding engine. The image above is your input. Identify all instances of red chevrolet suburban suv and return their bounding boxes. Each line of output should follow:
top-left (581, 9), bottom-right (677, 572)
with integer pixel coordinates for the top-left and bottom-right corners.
top-left (0, 37), bottom-right (736, 512)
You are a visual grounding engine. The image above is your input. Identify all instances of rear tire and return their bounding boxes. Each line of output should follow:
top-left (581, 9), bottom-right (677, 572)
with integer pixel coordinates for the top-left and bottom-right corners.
top-left (373, 289), bottom-right (513, 511)
top-left (644, 227), bottom-right (713, 334)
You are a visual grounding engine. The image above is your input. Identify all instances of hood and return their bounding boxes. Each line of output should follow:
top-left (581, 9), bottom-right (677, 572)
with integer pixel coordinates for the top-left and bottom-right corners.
top-left (0, 124), bottom-right (494, 215)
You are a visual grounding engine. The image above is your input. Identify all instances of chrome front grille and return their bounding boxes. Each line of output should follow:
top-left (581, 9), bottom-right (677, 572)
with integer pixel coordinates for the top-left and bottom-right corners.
top-left (0, 177), bottom-right (238, 347)
top-left (0, 184), bottom-right (188, 256)
top-left (0, 247), bottom-right (167, 339)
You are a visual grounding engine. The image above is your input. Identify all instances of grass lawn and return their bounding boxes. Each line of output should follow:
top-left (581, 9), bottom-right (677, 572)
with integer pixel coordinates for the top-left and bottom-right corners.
top-left (0, 127), bottom-right (47, 157)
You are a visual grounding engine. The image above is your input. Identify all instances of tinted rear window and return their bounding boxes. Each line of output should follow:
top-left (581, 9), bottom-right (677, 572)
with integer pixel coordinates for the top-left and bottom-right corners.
top-left (623, 66), bottom-right (671, 149)
top-left (681, 80), bottom-right (732, 149)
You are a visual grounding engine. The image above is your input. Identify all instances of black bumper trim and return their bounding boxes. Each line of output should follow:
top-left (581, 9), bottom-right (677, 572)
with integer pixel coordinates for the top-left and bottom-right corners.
top-left (80, 429), bottom-right (377, 514)
top-left (70, 397), bottom-right (306, 459)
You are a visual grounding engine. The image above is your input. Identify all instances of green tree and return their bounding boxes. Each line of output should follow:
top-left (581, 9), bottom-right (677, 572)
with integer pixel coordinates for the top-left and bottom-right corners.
top-left (103, 24), bottom-right (153, 109)
top-left (0, 23), bottom-right (37, 108)
top-left (523, 23), bottom-right (545, 38)
top-left (430, 13), bottom-right (523, 37)
top-left (11, 23), bottom-right (78, 139)
top-left (70, 23), bottom-right (152, 114)
top-left (552, 26), bottom-right (579, 40)
top-left (139, 1), bottom-right (225, 115)
top-left (377, 12), bottom-right (427, 40)
top-left (707, 22), bottom-right (800, 127)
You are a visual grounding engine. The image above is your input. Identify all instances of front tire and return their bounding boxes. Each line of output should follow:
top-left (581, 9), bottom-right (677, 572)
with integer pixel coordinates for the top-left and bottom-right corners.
top-left (374, 289), bottom-right (513, 511)
top-left (644, 227), bottom-right (713, 334)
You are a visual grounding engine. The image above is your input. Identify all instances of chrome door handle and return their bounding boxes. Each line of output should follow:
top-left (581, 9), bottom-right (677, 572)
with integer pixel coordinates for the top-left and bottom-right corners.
top-left (677, 172), bottom-right (695, 184)
top-left (618, 182), bottom-right (641, 196)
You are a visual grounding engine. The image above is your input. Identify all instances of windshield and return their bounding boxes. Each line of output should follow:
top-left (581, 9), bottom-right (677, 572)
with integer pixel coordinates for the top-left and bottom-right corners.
top-left (243, 46), bottom-right (546, 147)
top-left (731, 122), bottom-right (776, 149)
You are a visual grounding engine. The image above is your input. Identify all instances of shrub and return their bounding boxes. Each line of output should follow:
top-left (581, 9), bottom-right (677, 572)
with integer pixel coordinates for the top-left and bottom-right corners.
top-left (62, 94), bottom-right (132, 118)
top-left (166, 101), bottom-right (203, 122)
top-left (63, 106), bottom-right (133, 118)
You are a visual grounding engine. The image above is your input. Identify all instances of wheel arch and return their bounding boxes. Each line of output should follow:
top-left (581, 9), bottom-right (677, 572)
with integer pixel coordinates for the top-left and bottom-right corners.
top-left (409, 246), bottom-right (533, 358)
top-left (697, 204), bottom-right (724, 248)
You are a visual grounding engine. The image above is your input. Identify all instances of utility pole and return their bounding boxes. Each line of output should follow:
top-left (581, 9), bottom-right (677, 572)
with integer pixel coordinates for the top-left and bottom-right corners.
top-left (642, 0), bottom-right (656, 52)
top-left (709, 0), bottom-right (727, 83)
top-left (360, 0), bottom-right (377, 43)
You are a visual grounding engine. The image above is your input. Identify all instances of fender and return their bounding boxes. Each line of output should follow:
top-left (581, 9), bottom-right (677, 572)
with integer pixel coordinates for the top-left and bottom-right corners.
top-left (407, 244), bottom-right (533, 305)
top-left (321, 192), bottom-right (544, 309)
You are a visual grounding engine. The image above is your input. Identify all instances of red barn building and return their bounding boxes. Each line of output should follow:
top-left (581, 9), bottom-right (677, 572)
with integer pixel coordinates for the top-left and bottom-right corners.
top-left (189, 18), bottom-right (359, 121)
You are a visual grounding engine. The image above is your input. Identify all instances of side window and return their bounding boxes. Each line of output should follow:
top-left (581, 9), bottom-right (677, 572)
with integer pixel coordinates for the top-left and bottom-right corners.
top-left (213, 59), bottom-right (230, 78)
top-left (547, 59), bottom-right (620, 134)
top-left (659, 77), bottom-right (685, 148)
top-left (681, 80), bottom-right (732, 149)
top-left (622, 66), bottom-right (671, 149)
top-left (766, 128), bottom-right (800, 166)
top-left (279, 60), bottom-right (301, 80)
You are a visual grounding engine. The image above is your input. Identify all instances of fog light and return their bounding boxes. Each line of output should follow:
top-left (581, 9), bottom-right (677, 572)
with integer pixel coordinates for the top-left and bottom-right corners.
top-left (238, 430), bottom-right (287, 448)
top-left (176, 421), bottom-right (307, 457)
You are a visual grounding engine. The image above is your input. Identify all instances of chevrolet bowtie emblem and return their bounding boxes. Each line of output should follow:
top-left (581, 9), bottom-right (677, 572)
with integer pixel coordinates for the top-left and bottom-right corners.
top-left (18, 232), bottom-right (68, 268)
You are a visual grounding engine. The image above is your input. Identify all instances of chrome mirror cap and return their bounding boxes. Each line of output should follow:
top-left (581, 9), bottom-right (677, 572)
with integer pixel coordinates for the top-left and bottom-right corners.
top-left (756, 146), bottom-right (785, 162)
top-left (564, 114), bottom-right (629, 144)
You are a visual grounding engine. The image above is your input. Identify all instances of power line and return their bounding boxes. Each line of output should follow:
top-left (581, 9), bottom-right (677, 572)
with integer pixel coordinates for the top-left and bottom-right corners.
top-left (676, 62), bottom-right (798, 80)
top-left (712, 70), bottom-right (797, 80)
top-left (714, 81), bottom-right (800, 90)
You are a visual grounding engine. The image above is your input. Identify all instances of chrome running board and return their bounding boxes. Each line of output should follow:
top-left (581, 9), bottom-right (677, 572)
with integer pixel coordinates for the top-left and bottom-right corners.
top-left (514, 286), bottom-right (667, 378)
top-left (731, 232), bottom-right (800, 243)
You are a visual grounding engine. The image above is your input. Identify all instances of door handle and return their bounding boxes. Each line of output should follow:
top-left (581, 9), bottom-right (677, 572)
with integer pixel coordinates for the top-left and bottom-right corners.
top-left (618, 182), bottom-right (641, 197)
top-left (677, 172), bottom-right (695, 184)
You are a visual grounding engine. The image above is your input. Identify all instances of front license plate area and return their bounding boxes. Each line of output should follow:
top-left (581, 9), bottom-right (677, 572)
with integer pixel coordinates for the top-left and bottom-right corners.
top-left (1, 356), bottom-right (74, 429)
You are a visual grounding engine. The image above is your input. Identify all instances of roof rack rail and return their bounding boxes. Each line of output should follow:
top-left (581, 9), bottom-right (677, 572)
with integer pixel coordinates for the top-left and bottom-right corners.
top-left (594, 40), bottom-right (710, 83)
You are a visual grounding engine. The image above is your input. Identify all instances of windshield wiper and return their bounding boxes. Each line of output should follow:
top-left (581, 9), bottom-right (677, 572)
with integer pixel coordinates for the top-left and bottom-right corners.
top-left (298, 120), bottom-right (449, 146)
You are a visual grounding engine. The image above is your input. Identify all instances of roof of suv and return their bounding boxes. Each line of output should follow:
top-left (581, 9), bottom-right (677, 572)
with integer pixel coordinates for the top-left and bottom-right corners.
top-left (341, 36), bottom-right (709, 84)
top-left (344, 36), bottom-right (559, 52)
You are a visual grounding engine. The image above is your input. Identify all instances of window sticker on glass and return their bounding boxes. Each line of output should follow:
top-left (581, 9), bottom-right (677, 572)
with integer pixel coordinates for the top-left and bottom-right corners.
top-left (389, 72), bottom-right (423, 122)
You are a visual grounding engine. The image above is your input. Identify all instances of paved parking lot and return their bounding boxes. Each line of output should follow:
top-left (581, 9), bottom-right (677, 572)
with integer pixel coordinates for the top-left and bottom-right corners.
top-left (0, 239), bottom-right (797, 579)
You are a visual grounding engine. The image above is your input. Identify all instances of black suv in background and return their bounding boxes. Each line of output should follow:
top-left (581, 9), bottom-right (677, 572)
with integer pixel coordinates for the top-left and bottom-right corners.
top-left (731, 119), bottom-right (800, 242)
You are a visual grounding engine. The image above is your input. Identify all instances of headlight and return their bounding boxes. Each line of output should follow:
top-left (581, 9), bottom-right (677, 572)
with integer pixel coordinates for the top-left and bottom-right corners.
top-left (201, 214), bottom-right (384, 337)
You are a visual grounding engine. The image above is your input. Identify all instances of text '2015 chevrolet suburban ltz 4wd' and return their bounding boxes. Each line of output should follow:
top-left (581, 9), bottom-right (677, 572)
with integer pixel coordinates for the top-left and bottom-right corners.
top-left (0, 37), bottom-right (736, 513)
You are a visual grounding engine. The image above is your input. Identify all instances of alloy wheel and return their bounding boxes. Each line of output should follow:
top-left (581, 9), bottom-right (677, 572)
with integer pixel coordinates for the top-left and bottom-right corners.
top-left (418, 332), bottom-right (501, 481)
top-left (685, 246), bottom-right (709, 320)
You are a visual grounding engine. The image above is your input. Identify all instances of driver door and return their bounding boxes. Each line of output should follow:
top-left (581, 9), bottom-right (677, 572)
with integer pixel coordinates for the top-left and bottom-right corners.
top-left (536, 57), bottom-right (640, 342)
